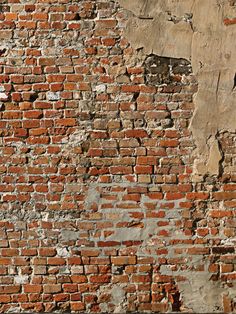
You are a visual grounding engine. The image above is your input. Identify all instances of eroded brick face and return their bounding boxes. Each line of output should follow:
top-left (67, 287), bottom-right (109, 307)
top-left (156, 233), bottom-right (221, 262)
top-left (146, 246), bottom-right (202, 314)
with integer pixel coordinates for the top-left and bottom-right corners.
top-left (0, 1), bottom-right (235, 313)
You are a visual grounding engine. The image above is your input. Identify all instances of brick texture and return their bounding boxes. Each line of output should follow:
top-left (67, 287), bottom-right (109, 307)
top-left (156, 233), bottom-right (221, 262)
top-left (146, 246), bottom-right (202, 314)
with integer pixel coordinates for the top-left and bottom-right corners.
top-left (0, 0), bottom-right (235, 313)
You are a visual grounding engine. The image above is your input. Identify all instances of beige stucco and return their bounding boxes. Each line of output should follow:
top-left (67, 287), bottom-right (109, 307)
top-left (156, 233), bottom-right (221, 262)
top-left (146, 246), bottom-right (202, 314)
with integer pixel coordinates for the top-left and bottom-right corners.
top-left (118, 0), bottom-right (236, 177)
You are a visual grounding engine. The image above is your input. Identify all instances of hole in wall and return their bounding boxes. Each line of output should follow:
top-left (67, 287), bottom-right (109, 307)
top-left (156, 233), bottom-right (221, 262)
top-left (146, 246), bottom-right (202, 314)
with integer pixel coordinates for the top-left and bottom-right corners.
top-left (171, 291), bottom-right (181, 312)
top-left (0, 48), bottom-right (6, 56)
top-left (144, 54), bottom-right (192, 85)
top-left (29, 93), bottom-right (38, 102)
top-left (132, 92), bottom-right (139, 101)
top-left (0, 103), bottom-right (5, 111)
top-left (0, 5), bottom-right (10, 13)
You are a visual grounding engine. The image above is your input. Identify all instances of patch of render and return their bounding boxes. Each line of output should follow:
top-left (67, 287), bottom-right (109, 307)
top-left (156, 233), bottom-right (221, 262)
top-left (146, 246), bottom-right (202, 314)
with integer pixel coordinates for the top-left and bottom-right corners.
top-left (61, 129), bottom-right (90, 148)
top-left (110, 285), bottom-right (127, 313)
top-left (117, 0), bottom-right (236, 178)
top-left (161, 257), bottom-right (236, 313)
top-left (157, 200), bottom-right (236, 313)
top-left (98, 284), bottom-right (127, 313)
top-left (60, 230), bottom-right (80, 242)
top-left (104, 196), bottom-right (185, 257)
top-left (162, 264), bottom-right (224, 312)
top-left (84, 185), bottom-right (101, 210)
top-left (85, 182), bottom-right (236, 313)
top-left (0, 184), bottom-right (86, 221)
top-left (137, 198), bottom-right (187, 257)
top-left (5, 306), bottom-right (21, 313)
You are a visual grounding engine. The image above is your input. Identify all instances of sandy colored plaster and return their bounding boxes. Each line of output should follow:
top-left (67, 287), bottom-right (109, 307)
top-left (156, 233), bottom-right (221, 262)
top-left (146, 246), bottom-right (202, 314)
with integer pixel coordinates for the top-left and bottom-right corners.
top-left (118, 0), bottom-right (236, 177)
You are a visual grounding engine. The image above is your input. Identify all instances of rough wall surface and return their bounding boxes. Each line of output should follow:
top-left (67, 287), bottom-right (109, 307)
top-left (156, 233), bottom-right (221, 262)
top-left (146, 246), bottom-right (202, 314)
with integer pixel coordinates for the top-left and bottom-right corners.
top-left (0, 0), bottom-right (235, 313)
top-left (118, 0), bottom-right (236, 178)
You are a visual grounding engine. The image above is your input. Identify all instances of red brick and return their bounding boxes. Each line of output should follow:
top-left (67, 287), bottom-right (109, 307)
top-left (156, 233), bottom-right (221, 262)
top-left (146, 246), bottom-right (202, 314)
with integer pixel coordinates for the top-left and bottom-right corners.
top-left (33, 13), bottom-right (48, 20)
top-left (43, 284), bottom-right (61, 294)
top-left (23, 110), bottom-right (43, 119)
top-left (33, 84), bottom-right (49, 91)
top-left (97, 241), bottom-right (120, 247)
top-left (110, 166), bottom-right (132, 174)
top-left (56, 118), bottom-right (76, 126)
top-left (70, 302), bottom-right (85, 311)
top-left (24, 285), bottom-right (42, 293)
top-left (121, 85), bottom-right (141, 93)
top-left (38, 248), bottom-right (56, 257)
top-left (90, 275), bottom-right (111, 283)
top-left (39, 58), bottom-right (55, 66)
top-left (159, 140), bottom-right (179, 147)
top-left (96, 20), bottom-right (117, 28)
top-left (134, 165), bottom-right (153, 174)
top-left (187, 247), bottom-right (210, 255)
top-left (224, 17), bottom-right (236, 25)
top-left (213, 191), bottom-right (236, 200)
top-left (63, 284), bottom-right (78, 293)
top-left (210, 210), bottom-right (233, 218)
top-left (5, 13), bottom-right (18, 21)
top-left (21, 248), bottom-right (37, 256)
top-left (131, 274), bottom-right (151, 283)
top-left (19, 21), bottom-right (36, 29)
top-left (0, 285), bottom-right (21, 294)
top-left (53, 293), bottom-right (70, 302)
top-left (14, 128), bottom-right (28, 137)
top-left (25, 4), bottom-right (35, 12)
top-left (125, 129), bottom-right (148, 138)
top-left (68, 257), bottom-right (82, 265)
top-left (71, 276), bottom-right (87, 283)
top-left (111, 256), bottom-right (136, 265)
top-left (0, 295), bottom-right (11, 303)
top-left (165, 192), bottom-right (184, 200)
top-left (1, 249), bottom-right (18, 256)
top-left (186, 192), bottom-right (209, 200)
top-left (48, 258), bottom-right (65, 265)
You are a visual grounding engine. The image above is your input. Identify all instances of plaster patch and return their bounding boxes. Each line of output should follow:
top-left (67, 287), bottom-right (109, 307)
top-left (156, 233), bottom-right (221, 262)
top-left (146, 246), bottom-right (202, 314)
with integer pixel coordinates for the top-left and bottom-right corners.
top-left (95, 84), bottom-right (106, 93)
top-left (47, 91), bottom-right (60, 101)
top-left (111, 285), bottom-right (127, 313)
top-left (85, 185), bottom-right (101, 209)
top-left (177, 271), bottom-right (224, 312)
top-left (57, 247), bottom-right (70, 257)
top-left (60, 230), bottom-right (79, 242)
top-left (0, 92), bottom-right (8, 100)
top-left (159, 259), bottom-right (233, 312)
top-left (117, 0), bottom-right (236, 177)
top-left (61, 130), bottom-right (89, 147)
top-left (14, 275), bottom-right (29, 284)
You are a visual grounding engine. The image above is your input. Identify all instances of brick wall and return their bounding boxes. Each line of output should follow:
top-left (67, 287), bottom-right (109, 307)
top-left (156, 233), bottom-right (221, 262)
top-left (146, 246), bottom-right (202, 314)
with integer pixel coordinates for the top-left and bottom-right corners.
top-left (0, 1), bottom-right (235, 312)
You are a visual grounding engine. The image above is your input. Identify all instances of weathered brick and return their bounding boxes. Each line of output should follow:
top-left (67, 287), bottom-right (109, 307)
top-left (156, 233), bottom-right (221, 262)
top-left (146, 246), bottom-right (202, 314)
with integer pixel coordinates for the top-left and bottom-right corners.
top-left (0, 1), bottom-right (234, 313)
top-left (90, 275), bottom-right (111, 283)
top-left (111, 256), bottom-right (136, 265)
top-left (43, 284), bottom-right (61, 294)
top-left (70, 302), bottom-right (85, 311)
top-left (24, 285), bottom-right (42, 293)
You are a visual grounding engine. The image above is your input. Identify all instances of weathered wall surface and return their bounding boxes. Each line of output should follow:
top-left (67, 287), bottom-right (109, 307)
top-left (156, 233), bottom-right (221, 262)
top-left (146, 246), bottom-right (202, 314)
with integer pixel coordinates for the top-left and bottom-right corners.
top-left (0, 0), bottom-right (235, 313)
top-left (118, 0), bottom-right (236, 178)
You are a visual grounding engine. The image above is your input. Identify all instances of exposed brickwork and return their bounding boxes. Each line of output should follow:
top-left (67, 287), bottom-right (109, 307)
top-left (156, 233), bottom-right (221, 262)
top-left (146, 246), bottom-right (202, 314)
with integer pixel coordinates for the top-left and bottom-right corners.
top-left (0, 0), bottom-right (235, 313)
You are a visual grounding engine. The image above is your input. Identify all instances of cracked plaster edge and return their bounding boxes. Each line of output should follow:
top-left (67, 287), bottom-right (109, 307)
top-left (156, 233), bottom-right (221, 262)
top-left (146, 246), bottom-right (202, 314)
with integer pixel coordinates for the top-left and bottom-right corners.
top-left (117, 0), bottom-right (236, 179)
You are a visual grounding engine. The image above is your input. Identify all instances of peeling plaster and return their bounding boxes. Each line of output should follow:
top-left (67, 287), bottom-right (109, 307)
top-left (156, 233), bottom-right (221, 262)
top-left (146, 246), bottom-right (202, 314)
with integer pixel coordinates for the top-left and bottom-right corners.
top-left (177, 270), bottom-right (225, 312)
top-left (111, 285), bottom-right (127, 313)
top-left (117, 0), bottom-right (236, 177)
top-left (162, 264), bottom-right (236, 313)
